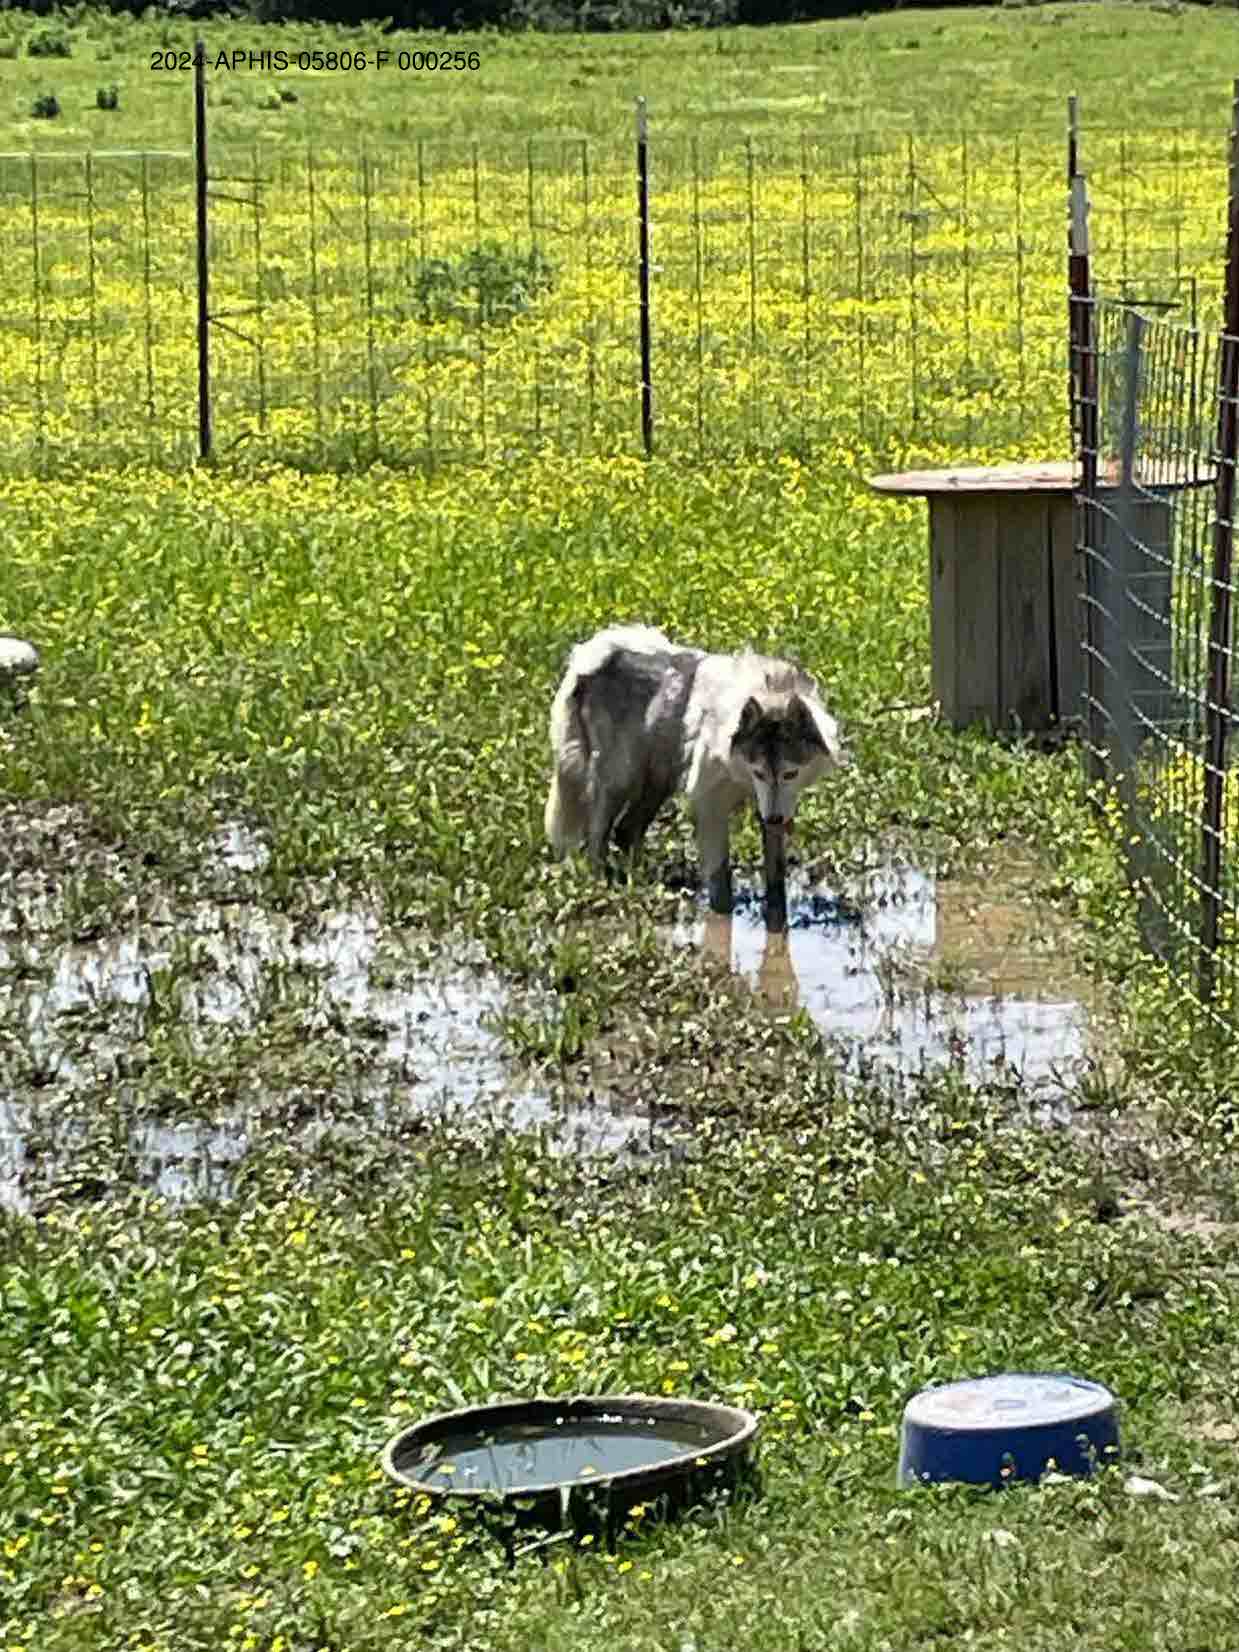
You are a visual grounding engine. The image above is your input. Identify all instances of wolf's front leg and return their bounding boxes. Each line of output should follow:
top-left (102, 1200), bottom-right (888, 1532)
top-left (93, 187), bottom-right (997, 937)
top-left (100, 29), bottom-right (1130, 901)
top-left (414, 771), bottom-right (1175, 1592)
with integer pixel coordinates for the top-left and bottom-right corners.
top-left (705, 862), bottom-right (733, 914)
top-left (694, 804), bottom-right (734, 914)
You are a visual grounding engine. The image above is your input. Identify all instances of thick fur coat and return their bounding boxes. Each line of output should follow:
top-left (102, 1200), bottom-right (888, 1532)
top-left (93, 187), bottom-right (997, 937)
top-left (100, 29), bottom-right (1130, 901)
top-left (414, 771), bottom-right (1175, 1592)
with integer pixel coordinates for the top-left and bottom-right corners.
top-left (544, 623), bottom-right (847, 911)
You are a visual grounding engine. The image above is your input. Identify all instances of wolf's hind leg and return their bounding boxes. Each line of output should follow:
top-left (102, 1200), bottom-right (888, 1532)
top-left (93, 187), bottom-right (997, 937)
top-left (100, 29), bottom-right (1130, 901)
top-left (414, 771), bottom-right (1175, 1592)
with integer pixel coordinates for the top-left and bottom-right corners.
top-left (704, 861), bottom-right (733, 914)
top-left (587, 782), bottom-right (629, 870)
top-left (611, 780), bottom-right (669, 861)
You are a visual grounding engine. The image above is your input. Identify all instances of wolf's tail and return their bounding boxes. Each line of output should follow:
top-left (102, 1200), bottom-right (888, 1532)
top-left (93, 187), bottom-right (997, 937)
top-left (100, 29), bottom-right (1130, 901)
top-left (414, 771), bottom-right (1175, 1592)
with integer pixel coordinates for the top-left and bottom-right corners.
top-left (544, 660), bottom-right (592, 854)
top-left (544, 625), bottom-right (673, 854)
top-left (544, 769), bottom-right (589, 854)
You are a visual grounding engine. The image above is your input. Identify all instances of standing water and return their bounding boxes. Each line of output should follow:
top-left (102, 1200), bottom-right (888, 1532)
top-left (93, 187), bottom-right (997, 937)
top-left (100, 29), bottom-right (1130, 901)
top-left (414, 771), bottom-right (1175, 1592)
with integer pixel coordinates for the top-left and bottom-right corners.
top-left (403, 1415), bottom-right (718, 1492)
top-left (668, 848), bottom-right (1100, 1108)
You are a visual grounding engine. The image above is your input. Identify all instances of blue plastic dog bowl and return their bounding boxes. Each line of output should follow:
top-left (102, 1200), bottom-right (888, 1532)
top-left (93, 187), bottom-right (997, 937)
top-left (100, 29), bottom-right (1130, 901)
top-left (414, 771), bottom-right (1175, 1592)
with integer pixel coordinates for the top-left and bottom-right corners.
top-left (897, 1372), bottom-right (1120, 1489)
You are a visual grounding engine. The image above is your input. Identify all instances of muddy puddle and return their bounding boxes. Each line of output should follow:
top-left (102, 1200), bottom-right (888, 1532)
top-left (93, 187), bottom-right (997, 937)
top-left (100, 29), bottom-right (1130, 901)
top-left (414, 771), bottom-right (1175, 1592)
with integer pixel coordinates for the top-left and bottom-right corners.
top-left (667, 849), bottom-right (1100, 1118)
top-left (0, 1087), bottom-right (665, 1215)
top-left (0, 862), bottom-right (670, 1211)
top-left (0, 812), bottom-right (1102, 1212)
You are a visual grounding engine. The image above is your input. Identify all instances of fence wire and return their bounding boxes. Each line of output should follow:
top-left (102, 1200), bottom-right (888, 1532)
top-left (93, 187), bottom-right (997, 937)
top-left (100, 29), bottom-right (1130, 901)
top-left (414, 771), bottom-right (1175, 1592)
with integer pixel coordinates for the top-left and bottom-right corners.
top-left (0, 117), bottom-right (1228, 476)
top-left (1076, 294), bottom-right (1239, 1025)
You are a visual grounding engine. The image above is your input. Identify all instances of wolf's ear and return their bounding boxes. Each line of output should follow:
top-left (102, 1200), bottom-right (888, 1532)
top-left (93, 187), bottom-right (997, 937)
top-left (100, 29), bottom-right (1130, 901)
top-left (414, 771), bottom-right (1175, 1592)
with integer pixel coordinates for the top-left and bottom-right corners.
top-left (732, 696), bottom-right (763, 744)
top-left (789, 694), bottom-right (828, 752)
top-left (790, 693), bottom-right (845, 760)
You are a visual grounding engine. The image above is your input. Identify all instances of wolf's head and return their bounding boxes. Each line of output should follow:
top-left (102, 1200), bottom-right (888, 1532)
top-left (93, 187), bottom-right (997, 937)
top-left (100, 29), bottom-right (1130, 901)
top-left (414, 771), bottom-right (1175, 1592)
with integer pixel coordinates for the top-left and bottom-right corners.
top-left (730, 689), bottom-right (847, 828)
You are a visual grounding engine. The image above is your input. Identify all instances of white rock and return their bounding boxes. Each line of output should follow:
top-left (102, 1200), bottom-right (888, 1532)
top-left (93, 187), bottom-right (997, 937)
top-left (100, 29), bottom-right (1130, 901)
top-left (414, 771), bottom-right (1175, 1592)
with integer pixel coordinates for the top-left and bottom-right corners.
top-left (0, 637), bottom-right (39, 676)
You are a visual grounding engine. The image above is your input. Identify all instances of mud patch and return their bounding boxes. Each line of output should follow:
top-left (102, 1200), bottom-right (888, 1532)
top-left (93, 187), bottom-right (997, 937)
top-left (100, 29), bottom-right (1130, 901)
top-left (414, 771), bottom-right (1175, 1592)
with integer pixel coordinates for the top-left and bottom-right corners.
top-left (668, 848), bottom-right (1102, 1111)
top-left (1136, 1204), bottom-right (1239, 1242)
top-left (0, 879), bottom-right (664, 1211)
top-left (0, 1085), bottom-right (663, 1216)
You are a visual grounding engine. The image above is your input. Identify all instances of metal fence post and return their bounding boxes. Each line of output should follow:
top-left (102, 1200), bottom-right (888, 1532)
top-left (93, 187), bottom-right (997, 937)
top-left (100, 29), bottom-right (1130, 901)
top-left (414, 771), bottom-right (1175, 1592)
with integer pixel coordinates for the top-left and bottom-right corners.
top-left (636, 96), bottom-right (653, 459)
top-left (194, 38), bottom-right (212, 463)
top-left (1111, 307), bottom-right (1148, 805)
top-left (1198, 79), bottom-right (1239, 1004)
top-left (1068, 95), bottom-right (1102, 779)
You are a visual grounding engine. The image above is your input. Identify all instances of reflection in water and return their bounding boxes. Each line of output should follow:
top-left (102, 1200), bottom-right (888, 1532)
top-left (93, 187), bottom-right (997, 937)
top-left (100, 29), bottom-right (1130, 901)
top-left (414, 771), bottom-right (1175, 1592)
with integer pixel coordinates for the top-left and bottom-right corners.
top-left (706, 914), bottom-right (800, 1014)
top-left (756, 929), bottom-right (800, 1014)
top-left (681, 858), bottom-right (1098, 1106)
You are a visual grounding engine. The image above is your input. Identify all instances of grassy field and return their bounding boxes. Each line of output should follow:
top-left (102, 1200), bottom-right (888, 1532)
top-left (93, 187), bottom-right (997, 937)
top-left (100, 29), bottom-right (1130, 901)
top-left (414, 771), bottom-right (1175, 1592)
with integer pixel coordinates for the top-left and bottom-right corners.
top-left (3, 1), bottom-right (1239, 149)
top-left (3, 5), bottom-right (1239, 1651)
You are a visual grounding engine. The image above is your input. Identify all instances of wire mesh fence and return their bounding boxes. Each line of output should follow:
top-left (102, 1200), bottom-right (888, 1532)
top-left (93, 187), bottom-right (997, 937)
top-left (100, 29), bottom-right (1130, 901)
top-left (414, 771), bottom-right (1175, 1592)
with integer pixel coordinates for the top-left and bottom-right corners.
top-left (0, 149), bottom-right (195, 471)
top-left (0, 109), bottom-right (1229, 477)
top-left (1075, 293), bottom-right (1239, 1028)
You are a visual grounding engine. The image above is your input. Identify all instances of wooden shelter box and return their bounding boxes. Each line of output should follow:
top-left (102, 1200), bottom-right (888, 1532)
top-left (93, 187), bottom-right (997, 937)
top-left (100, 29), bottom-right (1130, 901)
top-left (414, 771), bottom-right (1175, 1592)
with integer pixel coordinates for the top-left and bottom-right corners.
top-left (867, 462), bottom-right (1184, 734)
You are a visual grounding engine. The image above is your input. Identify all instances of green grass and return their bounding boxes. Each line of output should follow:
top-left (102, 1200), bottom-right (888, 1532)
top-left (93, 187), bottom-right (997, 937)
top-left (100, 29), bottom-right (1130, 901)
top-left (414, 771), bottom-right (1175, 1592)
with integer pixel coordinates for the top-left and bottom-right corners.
top-left (2, 6), bottom-right (1239, 1650)
top-left (0, 1), bottom-right (1237, 151)
top-left (6, 1117), bottom-right (1239, 1651)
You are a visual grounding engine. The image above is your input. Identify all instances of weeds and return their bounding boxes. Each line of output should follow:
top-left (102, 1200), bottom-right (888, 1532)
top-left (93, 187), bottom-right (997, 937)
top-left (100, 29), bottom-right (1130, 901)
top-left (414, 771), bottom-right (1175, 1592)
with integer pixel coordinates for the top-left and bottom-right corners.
top-left (26, 26), bottom-right (73, 58)
top-left (412, 240), bottom-right (558, 328)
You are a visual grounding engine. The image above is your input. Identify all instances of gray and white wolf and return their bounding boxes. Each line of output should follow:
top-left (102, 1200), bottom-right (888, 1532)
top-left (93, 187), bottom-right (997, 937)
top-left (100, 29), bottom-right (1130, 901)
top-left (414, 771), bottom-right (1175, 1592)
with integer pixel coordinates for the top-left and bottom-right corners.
top-left (543, 623), bottom-right (848, 912)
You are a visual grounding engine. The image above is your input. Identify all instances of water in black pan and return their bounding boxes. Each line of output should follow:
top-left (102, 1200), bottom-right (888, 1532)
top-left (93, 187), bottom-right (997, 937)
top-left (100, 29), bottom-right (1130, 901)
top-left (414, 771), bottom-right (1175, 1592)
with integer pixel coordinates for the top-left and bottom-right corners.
top-left (405, 1416), bottom-right (716, 1491)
